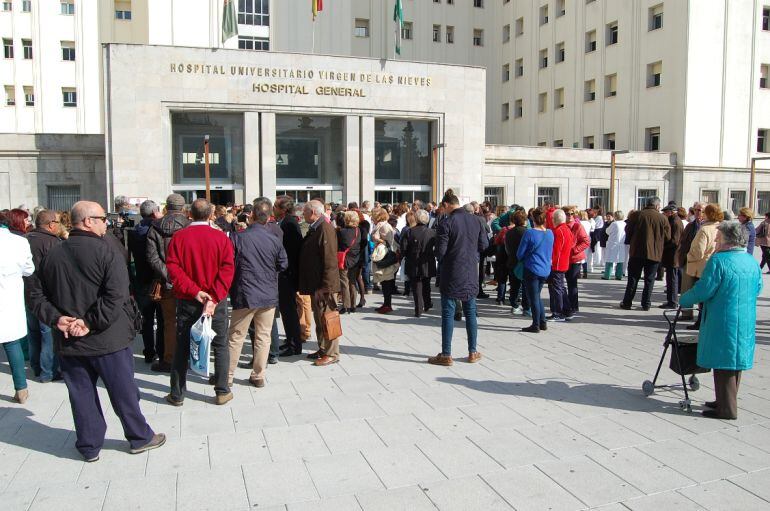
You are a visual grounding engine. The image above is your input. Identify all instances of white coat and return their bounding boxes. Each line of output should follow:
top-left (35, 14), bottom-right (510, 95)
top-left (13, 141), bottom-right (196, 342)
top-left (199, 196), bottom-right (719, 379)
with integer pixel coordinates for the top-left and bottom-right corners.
top-left (0, 228), bottom-right (35, 343)
top-left (604, 220), bottom-right (627, 263)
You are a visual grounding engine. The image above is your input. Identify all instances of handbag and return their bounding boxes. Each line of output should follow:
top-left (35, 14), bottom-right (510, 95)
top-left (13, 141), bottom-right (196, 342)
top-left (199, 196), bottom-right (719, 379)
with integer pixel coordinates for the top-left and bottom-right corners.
top-left (336, 229), bottom-right (359, 270)
top-left (513, 261), bottom-right (524, 280)
top-left (189, 314), bottom-right (214, 377)
top-left (149, 279), bottom-right (163, 301)
top-left (669, 336), bottom-right (709, 376)
top-left (322, 309), bottom-right (343, 340)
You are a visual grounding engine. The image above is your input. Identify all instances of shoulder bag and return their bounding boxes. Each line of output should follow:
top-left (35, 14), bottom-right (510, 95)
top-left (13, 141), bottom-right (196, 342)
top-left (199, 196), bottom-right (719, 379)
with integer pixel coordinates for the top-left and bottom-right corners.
top-left (336, 228), bottom-right (359, 270)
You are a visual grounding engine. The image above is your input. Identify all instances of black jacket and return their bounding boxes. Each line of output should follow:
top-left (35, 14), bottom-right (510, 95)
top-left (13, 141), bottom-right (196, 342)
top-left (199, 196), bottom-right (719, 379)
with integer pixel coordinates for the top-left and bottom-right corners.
top-left (504, 225), bottom-right (528, 270)
top-left (23, 228), bottom-right (61, 304)
top-left (230, 223), bottom-right (288, 310)
top-left (146, 211), bottom-right (191, 285)
top-left (127, 218), bottom-right (155, 287)
top-left (436, 208), bottom-right (489, 301)
top-left (404, 224), bottom-right (437, 278)
top-left (279, 214), bottom-right (303, 287)
top-left (338, 226), bottom-right (361, 269)
top-left (30, 230), bottom-right (134, 357)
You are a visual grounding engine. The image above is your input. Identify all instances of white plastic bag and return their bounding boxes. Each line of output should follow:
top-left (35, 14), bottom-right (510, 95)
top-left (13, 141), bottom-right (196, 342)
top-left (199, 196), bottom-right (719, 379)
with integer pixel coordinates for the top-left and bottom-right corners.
top-left (189, 314), bottom-right (214, 377)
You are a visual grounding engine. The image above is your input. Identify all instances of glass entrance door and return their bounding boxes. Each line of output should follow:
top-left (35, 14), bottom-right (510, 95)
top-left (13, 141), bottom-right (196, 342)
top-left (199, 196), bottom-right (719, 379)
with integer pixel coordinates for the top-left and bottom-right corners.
top-left (374, 189), bottom-right (431, 205)
top-left (276, 188), bottom-right (343, 205)
top-left (172, 189), bottom-right (237, 206)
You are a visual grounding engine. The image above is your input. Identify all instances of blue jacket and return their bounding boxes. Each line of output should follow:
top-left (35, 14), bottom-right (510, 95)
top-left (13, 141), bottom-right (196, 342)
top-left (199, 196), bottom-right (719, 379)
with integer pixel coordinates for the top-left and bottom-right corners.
top-left (516, 228), bottom-right (554, 278)
top-left (680, 248), bottom-right (762, 370)
top-left (230, 223), bottom-right (288, 310)
top-left (435, 207), bottom-right (489, 301)
top-left (744, 221), bottom-right (756, 255)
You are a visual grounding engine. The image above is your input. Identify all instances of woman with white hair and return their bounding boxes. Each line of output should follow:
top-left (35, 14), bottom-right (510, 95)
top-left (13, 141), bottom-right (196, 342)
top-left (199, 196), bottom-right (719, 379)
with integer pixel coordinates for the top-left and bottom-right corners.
top-left (680, 221), bottom-right (762, 419)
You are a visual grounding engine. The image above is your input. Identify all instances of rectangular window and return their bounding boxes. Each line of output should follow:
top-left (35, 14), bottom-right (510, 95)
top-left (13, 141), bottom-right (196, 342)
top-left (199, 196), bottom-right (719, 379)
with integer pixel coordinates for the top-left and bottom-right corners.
top-left (237, 35), bottom-right (269, 50)
top-left (757, 191), bottom-right (770, 215)
top-left (60, 0), bottom-right (75, 15)
top-left (647, 61), bottom-right (662, 87)
top-left (22, 0), bottom-right (31, 12)
top-left (764, 6), bottom-right (770, 31)
top-left (537, 142), bottom-right (547, 147)
top-left (589, 188), bottom-right (610, 209)
top-left (538, 92), bottom-right (547, 113)
top-left (484, 187), bottom-right (505, 209)
top-left (540, 4), bottom-right (549, 25)
top-left (555, 87), bottom-right (564, 108)
top-left (4, 85), bottom-right (14, 106)
top-left (761, 64), bottom-right (769, 89)
top-left (730, 190), bottom-right (747, 215)
top-left (446, 25), bottom-right (454, 43)
top-left (514, 98), bottom-right (523, 118)
top-left (584, 79), bottom-right (596, 101)
top-left (759, 128), bottom-right (769, 153)
top-left (2, 1), bottom-right (11, 12)
top-left (503, 24), bottom-right (510, 43)
top-left (554, 139), bottom-right (564, 147)
top-left (539, 48), bottom-right (548, 69)
top-left (473, 0), bottom-right (483, 7)
top-left (47, 185), bottom-right (81, 212)
top-left (115, 1), bottom-right (132, 20)
top-left (607, 22), bottom-right (618, 45)
top-left (515, 17), bottom-right (524, 36)
top-left (537, 187), bottom-right (559, 206)
top-left (22, 39), bottom-right (32, 60)
top-left (2, 38), bottom-right (12, 59)
top-left (502, 102), bottom-right (510, 121)
top-left (605, 73), bottom-right (617, 97)
top-left (433, 24), bottom-right (441, 43)
top-left (515, 58), bottom-right (523, 77)
top-left (354, 18), bottom-right (369, 38)
top-left (237, 0), bottom-right (269, 26)
top-left (23, 86), bottom-right (33, 106)
top-left (701, 190), bottom-right (720, 205)
top-left (115, 10), bottom-right (132, 20)
top-left (61, 41), bottom-right (75, 61)
top-left (502, 63), bottom-right (510, 82)
top-left (585, 30), bottom-right (597, 53)
top-left (604, 133), bottom-right (616, 150)
top-left (402, 22), bottom-right (413, 40)
top-left (473, 28), bottom-right (483, 46)
top-left (374, 118), bottom-right (432, 187)
top-left (649, 4), bottom-right (663, 31)
top-left (434, 0), bottom-right (441, 3)
top-left (636, 189), bottom-right (658, 210)
top-left (62, 87), bottom-right (77, 107)
top-left (583, 136), bottom-right (595, 149)
top-left (555, 42), bottom-right (565, 63)
top-left (173, 112), bottom-right (245, 186)
top-left (646, 127), bottom-right (661, 151)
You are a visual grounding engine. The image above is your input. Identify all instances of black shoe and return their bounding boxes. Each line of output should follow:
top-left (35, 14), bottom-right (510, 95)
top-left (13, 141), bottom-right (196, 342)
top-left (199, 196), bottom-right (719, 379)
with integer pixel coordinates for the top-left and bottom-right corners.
top-left (268, 355), bottom-right (278, 365)
top-left (424, 304), bottom-right (433, 312)
top-left (658, 302), bottom-right (676, 309)
top-left (356, 300), bottom-right (366, 308)
top-left (238, 359), bottom-right (253, 369)
top-left (641, 305), bottom-right (651, 311)
top-left (144, 354), bottom-right (156, 364)
top-left (151, 361), bottom-right (172, 373)
top-left (686, 323), bottom-right (700, 331)
top-left (306, 350), bottom-right (324, 360)
top-left (521, 325), bottom-right (540, 333)
top-left (618, 303), bottom-right (632, 310)
top-left (477, 292), bottom-right (490, 299)
top-left (208, 374), bottom-right (216, 385)
top-left (704, 400), bottom-right (717, 409)
top-left (702, 409), bottom-right (736, 420)
top-left (539, 322), bottom-right (547, 331)
top-left (279, 346), bottom-right (302, 357)
top-left (84, 455), bottom-right (100, 463)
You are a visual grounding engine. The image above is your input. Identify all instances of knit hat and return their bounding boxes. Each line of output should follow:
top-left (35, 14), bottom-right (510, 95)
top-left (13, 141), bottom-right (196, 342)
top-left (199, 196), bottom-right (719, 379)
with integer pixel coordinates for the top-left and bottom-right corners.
top-left (166, 193), bottom-right (185, 211)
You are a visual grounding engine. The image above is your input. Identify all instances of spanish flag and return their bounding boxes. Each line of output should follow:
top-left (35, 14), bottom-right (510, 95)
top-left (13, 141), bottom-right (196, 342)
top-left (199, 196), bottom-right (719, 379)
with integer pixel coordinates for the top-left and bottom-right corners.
top-left (312, 0), bottom-right (323, 20)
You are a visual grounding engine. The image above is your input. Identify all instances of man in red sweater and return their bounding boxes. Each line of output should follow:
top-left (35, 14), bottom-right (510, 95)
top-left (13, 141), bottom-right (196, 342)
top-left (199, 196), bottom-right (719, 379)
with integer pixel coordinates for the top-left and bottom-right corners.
top-left (547, 209), bottom-right (574, 321)
top-left (563, 206), bottom-right (591, 319)
top-left (165, 199), bottom-right (235, 406)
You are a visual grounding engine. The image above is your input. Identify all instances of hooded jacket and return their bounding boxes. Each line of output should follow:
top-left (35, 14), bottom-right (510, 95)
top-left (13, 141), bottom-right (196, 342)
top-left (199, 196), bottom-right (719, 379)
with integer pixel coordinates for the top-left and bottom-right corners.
top-left (146, 211), bottom-right (191, 285)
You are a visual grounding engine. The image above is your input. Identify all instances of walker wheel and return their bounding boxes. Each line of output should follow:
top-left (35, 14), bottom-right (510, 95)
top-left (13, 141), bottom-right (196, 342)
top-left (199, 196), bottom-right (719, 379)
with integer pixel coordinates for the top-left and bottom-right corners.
top-left (688, 375), bottom-right (700, 392)
top-left (642, 380), bottom-right (655, 396)
top-left (679, 399), bottom-right (692, 413)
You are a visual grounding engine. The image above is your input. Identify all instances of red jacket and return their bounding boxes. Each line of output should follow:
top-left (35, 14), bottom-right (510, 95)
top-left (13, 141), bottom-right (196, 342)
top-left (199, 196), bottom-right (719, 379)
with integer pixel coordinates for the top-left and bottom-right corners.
top-left (545, 207), bottom-right (557, 230)
top-left (166, 223), bottom-right (235, 303)
top-left (567, 219), bottom-right (590, 264)
top-left (551, 223), bottom-right (573, 272)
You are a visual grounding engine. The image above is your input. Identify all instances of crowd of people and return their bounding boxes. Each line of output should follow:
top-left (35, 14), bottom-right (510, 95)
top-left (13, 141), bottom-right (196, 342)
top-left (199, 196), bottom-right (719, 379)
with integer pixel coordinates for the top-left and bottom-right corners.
top-left (0, 189), bottom-right (766, 461)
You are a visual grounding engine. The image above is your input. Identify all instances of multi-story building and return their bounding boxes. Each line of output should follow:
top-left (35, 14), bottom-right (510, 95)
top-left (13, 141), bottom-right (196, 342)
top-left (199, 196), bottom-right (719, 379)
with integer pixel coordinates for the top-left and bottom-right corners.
top-left (1, 0), bottom-right (769, 213)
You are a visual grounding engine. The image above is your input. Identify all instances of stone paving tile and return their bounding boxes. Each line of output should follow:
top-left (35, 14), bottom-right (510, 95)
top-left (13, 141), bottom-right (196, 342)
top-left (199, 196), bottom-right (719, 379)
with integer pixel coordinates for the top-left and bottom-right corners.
top-left (102, 473), bottom-right (178, 511)
top-left (420, 475), bottom-right (513, 510)
top-left (324, 394), bottom-right (386, 421)
top-left (482, 465), bottom-right (586, 511)
top-left (678, 479), bottom-right (770, 511)
top-left (280, 399), bottom-right (338, 426)
top-left (77, 442), bottom-right (149, 483)
top-left (564, 415), bottom-right (653, 450)
top-left (416, 436), bottom-right (504, 479)
top-left (145, 435), bottom-right (209, 476)
top-left (6, 451), bottom-right (85, 492)
top-left (361, 444), bottom-right (446, 489)
top-left (468, 429), bottom-right (558, 469)
top-left (369, 389), bottom-right (434, 415)
top-left (459, 402), bottom-right (535, 430)
top-left (177, 467), bottom-right (250, 510)
top-left (230, 401), bottom-right (288, 432)
top-left (242, 459), bottom-right (319, 508)
top-left (588, 447), bottom-right (696, 495)
top-left (288, 495), bottom-right (362, 511)
top-left (263, 423), bottom-right (331, 461)
top-left (208, 429), bottom-right (271, 468)
top-left (636, 438), bottom-right (745, 483)
top-left (0, 450), bottom-right (28, 492)
top-left (332, 374), bottom-right (387, 396)
top-left (620, 491), bottom-right (702, 511)
top-left (354, 485), bottom-right (436, 511)
top-left (370, 370), bottom-right (428, 392)
top-left (180, 408), bottom-right (235, 437)
top-left (28, 481), bottom-right (108, 511)
top-left (413, 406), bottom-right (488, 438)
top-left (1, 488), bottom-right (38, 511)
top-left (728, 468), bottom-right (770, 502)
top-left (304, 451), bottom-right (384, 498)
top-left (606, 410), bottom-right (690, 441)
top-left (536, 455), bottom-right (644, 508)
top-left (316, 419), bottom-right (386, 454)
top-left (682, 430), bottom-right (770, 472)
top-left (144, 410), bottom-right (182, 439)
top-left (518, 422), bottom-right (607, 459)
top-left (366, 413), bottom-right (438, 447)
top-left (291, 376), bottom-right (344, 399)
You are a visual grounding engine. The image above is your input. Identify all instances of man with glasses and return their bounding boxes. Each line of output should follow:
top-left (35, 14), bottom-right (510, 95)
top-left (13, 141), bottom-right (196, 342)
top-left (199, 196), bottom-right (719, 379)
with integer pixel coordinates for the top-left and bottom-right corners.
top-left (30, 201), bottom-right (165, 462)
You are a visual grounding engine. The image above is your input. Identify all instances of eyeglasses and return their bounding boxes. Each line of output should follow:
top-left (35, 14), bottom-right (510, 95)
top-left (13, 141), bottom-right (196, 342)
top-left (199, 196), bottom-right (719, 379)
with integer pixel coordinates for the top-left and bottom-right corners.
top-left (89, 216), bottom-right (108, 223)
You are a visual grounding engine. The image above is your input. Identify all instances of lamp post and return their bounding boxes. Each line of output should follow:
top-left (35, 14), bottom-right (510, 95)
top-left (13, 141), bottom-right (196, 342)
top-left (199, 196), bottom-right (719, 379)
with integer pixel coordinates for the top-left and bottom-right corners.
top-left (432, 143), bottom-right (445, 203)
top-left (750, 156), bottom-right (770, 211)
top-left (609, 149), bottom-right (629, 212)
top-left (203, 134), bottom-right (211, 202)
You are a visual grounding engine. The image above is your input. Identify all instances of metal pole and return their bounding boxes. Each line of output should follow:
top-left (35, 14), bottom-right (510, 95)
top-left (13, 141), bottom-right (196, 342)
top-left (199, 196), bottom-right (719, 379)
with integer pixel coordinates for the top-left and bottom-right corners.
top-left (749, 157), bottom-right (757, 211)
top-left (609, 152), bottom-right (617, 213)
top-left (204, 134), bottom-right (211, 202)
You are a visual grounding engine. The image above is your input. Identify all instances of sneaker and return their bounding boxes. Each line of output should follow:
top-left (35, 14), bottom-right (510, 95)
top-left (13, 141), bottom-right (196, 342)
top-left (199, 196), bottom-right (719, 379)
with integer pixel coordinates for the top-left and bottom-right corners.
top-left (129, 433), bottom-right (167, 454)
top-left (511, 306), bottom-right (523, 315)
top-left (564, 315), bottom-right (575, 321)
top-left (267, 355), bottom-right (278, 365)
top-left (427, 353), bottom-right (454, 366)
top-left (84, 455), bottom-right (100, 463)
top-left (546, 315), bottom-right (565, 322)
top-left (523, 309), bottom-right (532, 317)
top-left (468, 352), bottom-right (482, 363)
top-left (215, 392), bottom-right (233, 405)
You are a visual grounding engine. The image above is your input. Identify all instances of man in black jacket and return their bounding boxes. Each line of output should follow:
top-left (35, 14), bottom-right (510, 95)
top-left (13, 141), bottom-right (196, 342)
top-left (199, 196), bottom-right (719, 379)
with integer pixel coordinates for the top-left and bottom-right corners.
top-left (146, 193), bottom-right (190, 372)
top-left (24, 209), bottom-right (61, 382)
top-left (30, 201), bottom-right (165, 462)
top-left (274, 195), bottom-right (304, 357)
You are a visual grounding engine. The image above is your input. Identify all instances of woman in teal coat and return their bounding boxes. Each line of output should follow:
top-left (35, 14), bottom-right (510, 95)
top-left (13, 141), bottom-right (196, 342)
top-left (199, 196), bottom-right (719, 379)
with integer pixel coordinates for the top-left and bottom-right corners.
top-left (680, 221), bottom-right (763, 419)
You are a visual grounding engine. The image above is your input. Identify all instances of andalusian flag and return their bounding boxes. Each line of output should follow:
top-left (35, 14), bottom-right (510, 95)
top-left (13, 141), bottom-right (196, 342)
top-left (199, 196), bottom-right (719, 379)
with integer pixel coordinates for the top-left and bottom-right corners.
top-left (393, 0), bottom-right (403, 55)
top-left (312, 0), bottom-right (323, 20)
top-left (222, 0), bottom-right (238, 43)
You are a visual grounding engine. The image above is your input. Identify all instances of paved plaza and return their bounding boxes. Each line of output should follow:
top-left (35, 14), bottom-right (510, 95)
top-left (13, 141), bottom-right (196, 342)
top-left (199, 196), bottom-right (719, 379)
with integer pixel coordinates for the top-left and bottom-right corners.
top-left (1, 275), bottom-right (770, 511)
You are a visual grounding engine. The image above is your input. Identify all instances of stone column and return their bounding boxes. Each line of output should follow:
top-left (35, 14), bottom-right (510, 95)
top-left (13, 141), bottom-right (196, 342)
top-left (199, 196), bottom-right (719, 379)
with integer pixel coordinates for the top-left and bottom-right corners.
top-left (243, 112), bottom-right (260, 202)
top-left (343, 115), bottom-right (360, 205)
top-left (360, 116), bottom-right (375, 205)
top-left (260, 112), bottom-right (277, 200)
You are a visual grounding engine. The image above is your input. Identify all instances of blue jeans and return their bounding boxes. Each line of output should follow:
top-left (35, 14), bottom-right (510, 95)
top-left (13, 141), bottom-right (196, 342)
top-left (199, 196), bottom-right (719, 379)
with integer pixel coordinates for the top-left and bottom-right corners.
top-left (524, 269), bottom-right (547, 327)
top-left (26, 310), bottom-right (59, 381)
top-left (362, 242), bottom-right (373, 289)
top-left (2, 338), bottom-right (28, 391)
top-left (270, 316), bottom-right (280, 358)
top-left (440, 295), bottom-right (478, 356)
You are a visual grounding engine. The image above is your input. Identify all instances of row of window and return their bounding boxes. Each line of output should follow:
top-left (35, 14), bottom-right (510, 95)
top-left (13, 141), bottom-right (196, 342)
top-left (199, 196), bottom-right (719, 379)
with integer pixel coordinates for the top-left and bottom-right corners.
top-left (1, 0), bottom-right (135, 19)
top-left (238, 0), bottom-right (269, 27)
top-left (3, 38), bottom-right (76, 61)
top-left (237, 35), bottom-right (269, 51)
top-left (498, 128), bottom-right (660, 152)
top-left (4, 86), bottom-right (77, 107)
top-left (354, 19), bottom-right (483, 47)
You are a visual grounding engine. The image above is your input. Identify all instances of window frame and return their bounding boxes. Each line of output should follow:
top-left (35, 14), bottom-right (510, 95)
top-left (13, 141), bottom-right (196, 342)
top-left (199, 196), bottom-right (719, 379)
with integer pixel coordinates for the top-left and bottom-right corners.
top-left (472, 28), bottom-right (483, 47)
top-left (646, 127), bottom-right (661, 151)
top-left (62, 88), bottom-right (77, 107)
top-left (433, 24), bottom-right (441, 43)
top-left (237, 0), bottom-right (270, 27)
top-left (23, 86), bottom-right (33, 107)
top-left (2, 38), bottom-right (12, 59)
top-left (354, 18), bottom-right (370, 38)
top-left (4, 85), bottom-right (14, 106)
top-left (446, 25), bottom-right (454, 44)
top-left (61, 41), bottom-right (76, 61)
top-left (21, 39), bottom-right (32, 60)
top-left (60, 0), bottom-right (75, 15)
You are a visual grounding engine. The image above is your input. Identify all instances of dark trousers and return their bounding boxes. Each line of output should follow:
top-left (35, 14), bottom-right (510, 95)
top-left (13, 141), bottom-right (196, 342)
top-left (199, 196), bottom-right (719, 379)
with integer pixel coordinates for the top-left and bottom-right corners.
top-left (565, 263), bottom-right (582, 314)
top-left (60, 347), bottom-right (154, 459)
top-left (547, 270), bottom-right (569, 317)
top-left (509, 271), bottom-right (529, 310)
top-left (664, 265), bottom-right (682, 305)
top-left (713, 369), bottom-right (742, 419)
top-left (362, 243), bottom-right (373, 289)
top-left (523, 269), bottom-right (546, 327)
top-left (411, 277), bottom-right (433, 314)
top-left (381, 279), bottom-right (396, 307)
top-left (278, 274), bottom-right (302, 351)
top-left (760, 246), bottom-right (770, 269)
top-left (622, 257), bottom-right (659, 308)
top-left (171, 299), bottom-right (230, 400)
top-left (135, 288), bottom-right (164, 360)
